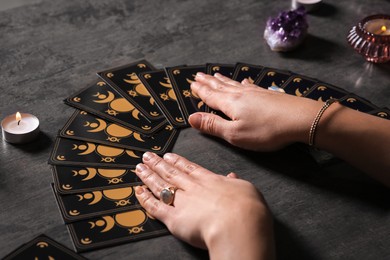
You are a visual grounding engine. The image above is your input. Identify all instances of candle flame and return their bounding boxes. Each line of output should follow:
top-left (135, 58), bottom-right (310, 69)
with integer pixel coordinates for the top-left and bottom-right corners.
top-left (16, 112), bottom-right (22, 121)
top-left (381, 25), bottom-right (387, 32)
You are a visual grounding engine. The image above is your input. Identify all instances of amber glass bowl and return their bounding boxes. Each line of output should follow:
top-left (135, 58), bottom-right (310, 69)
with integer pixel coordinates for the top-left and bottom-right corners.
top-left (347, 14), bottom-right (390, 63)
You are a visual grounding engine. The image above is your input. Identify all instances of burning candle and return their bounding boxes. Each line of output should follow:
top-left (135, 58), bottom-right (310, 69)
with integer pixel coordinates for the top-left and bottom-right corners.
top-left (364, 19), bottom-right (390, 35)
top-left (1, 112), bottom-right (40, 144)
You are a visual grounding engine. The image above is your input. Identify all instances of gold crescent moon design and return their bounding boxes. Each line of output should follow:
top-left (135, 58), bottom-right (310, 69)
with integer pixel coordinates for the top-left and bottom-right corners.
top-left (159, 81), bottom-right (172, 88)
top-left (73, 97), bottom-right (81, 102)
top-left (97, 169), bottom-right (127, 178)
top-left (81, 167), bottom-right (97, 181)
top-left (97, 81), bottom-right (106, 86)
top-left (69, 210), bottom-right (80, 216)
top-left (102, 187), bottom-right (133, 200)
top-left (132, 109), bottom-right (140, 120)
top-left (135, 84), bottom-right (151, 96)
top-left (173, 69), bottom-right (180, 75)
top-left (141, 125), bottom-right (152, 130)
top-left (267, 72), bottom-right (275, 76)
top-left (197, 101), bottom-right (204, 109)
top-left (62, 184), bottom-right (72, 190)
top-left (114, 210), bottom-right (147, 228)
top-left (152, 146), bottom-right (161, 151)
top-left (150, 111), bottom-right (159, 117)
top-left (87, 118), bottom-right (107, 133)
top-left (212, 66), bottom-right (220, 71)
top-left (80, 238), bottom-right (92, 245)
top-left (293, 78), bottom-right (302, 83)
top-left (106, 124), bottom-right (133, 137)
top-left (106, 72), bottom-right (114, 78)
top-left (109, 98), bottom-right (135, 112)
top-left (168, 89), bottom-right (177, 100)
top-left (133, 132), bottom-right (145, 142)
top-left (241, 66), bottom-right (249, 71)
top-left (126, 150), bottom-right (140, 158)
top-left (93, 91), bottom-right (115, 103)
top-left (144, 74), bottom-right (151, 79)
top-left (87, 191), bottom-right (103, 205)
top-left (377, 112), bottom-right (388, 117)
top-left (347, 98), bottom-right (356, 103)
top-left (66, 130), bottom-right (74, 136)
top-left (175, 117), bottom-right (184, 123)
top-left (165, 125), bottom-right (173, 130)
top-left (56, 155), bottom-right (66, 161)
top-left (80, 111), bottom-right (87, 115)
top-left (317, 86), bottom-right (327, 91)
top-left (96, 145), bottom-right (124, 157)
top-left (78, 143), bottom-right (97, 155)
top-left (100, 216), bottom-right (116, 232)
top-left (295, 88), bottom-right (303, 97)
top-left (77, 195), bottom-right (84, 201)
top-left (123, 78), bottom-right (140, 85)
top-left (138, 63), bottom-right (146, 68)
top-left (36, 242), bottom-right (49, 248)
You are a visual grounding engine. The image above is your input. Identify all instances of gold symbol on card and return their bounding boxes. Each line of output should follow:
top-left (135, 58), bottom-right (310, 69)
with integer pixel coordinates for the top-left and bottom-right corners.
top-left (137, 63), bottom-right (146, 68)
top-left (66, 130), bottom-right (74, 136)
top-left (144, 74), bottom-right (151, 79)
top-left (106, 72), bottom-right (114, 78)
top-left (212, 66), bottom-right (220, 72)
top-left (36, 242), bottom-right (49, 248)
top-left (62, 184), bottom-right (73, 190)
top-left (173, 69), bottom-right (180, 75)
top-left (69, 210), bottom-right (80, 216)
top-left (295, 87), bottom-right (310, 97)
top-left (267, 72), bottom-right (276, 76)
top-left (317, 86), bottom-right (327, 91)
top-left (80, 111), bottom-right (88, 115)
top-left (347, 98), bottom-right (357, 103)
top-left (152, 146), bottom-right (162, 151)
top-left (293, 78), bottom-right (302, 83)
top-left (159, 77), bottom-right (177, 101)
top-left (241, 66), bottom-right (249, 71)
top-left (92, 91), bottom-right (141, 119)
top-left (73, 97), bottom-right (81, 102)
top-left (56, 155), bottom-right (66, 161)
top-left (377, 112), bottom-right (388, 117)
top-left (165, 125), bottom-right (173, 131)
top-left (175, 117), bottom-right (184, 123)
top-left (97, 81), bottom-right (106, 86)
top-left (81, 238), bottom-right (92, 245)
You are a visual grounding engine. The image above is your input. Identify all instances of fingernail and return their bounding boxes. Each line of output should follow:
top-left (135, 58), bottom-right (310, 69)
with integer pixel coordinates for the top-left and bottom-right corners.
top-left (191, 81), bottom-right (200, 89)
top-left (136, 163), bottom-right (147, 172)
top-left (214, 73), bottom-right (222, 78)
top-left (143, 152), bottom-right (154, 161)
top-left (196, 72), bottom-right (205, 78)
top-left (188, 113), bottom-right (202, 129)
top-left (163, 153), bottom-right (175, 161)
top-left (135, 186), bottom-right (144, 195)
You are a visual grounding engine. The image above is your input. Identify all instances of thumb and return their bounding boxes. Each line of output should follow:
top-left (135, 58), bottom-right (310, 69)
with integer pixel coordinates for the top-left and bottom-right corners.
top-left (188, 112), bottom-right (230, 138)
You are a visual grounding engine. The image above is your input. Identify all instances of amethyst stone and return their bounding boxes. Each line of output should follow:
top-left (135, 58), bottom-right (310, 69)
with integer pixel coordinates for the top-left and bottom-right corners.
top-left (264, 7), bottom-right (308, 52)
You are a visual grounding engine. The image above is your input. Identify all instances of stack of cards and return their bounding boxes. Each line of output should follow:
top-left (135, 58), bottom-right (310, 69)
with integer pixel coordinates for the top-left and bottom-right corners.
top-left (49, 60), bottom-right (390, 252)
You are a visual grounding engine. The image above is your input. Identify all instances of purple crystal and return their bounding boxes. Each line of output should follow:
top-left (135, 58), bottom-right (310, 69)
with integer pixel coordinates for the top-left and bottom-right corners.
top-left (264, 6), bottom-right (308, 51)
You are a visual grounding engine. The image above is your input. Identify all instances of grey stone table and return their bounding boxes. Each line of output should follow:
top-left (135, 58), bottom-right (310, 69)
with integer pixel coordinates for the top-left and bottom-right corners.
top-left (1, 0), bottom-right (389, 259)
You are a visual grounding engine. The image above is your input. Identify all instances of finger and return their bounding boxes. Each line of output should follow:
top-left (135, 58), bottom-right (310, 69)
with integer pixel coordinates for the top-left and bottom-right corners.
top-left (189, 112), bottom-right (234, 139)
top-left (191, 81), bottom-right (235, 114)
top-left (135, 163), bottom-right (172, 198)
top-left (227, 172), bottom-right (239, 179)
top-left (195, 72), bottom-right (239, 92)
top-left (214, 73), bottom-right (243, 88)
top-left (142, 152), bottom-right (193, 189)
top-left (163, 153), bottom-right (213, 176)
top-left (134, 186), bottom-right (171, 222)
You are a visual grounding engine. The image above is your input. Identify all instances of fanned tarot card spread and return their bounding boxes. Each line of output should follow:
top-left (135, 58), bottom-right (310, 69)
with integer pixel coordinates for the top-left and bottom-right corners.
top-left (138, 70), bottom-right (187, 128)
top-left (59, 110), bottom-right (179, 154)
top-left (254, 67), bottom-right (292, 88)
top-left (68, 208), bottom-right (169, 252)
top-left (231, 63), bottom-right (264, 83)
top-left (368, 107), bottom-right (390, 120)
top-left (52, 165), bottom-right (141, 195)
top-left (281, 75), bottom-right (318, 96)
top-left (65, 81), bottom-right (167, 135)
top-left (165, 65), bottom-right (208, 122)
top-left (53, 185), bottom-right (142, 223)
top-left (206, 63), bottom-right (234, 78)
top-left (2, 234), bottom-right (87, 260)
top-left (49, 138), bottom-right (143, 168)
top-left (97, 60), bottom-right (165, 120)
top-left (303, 83), bottom-right (349, 102)
top-left (339, 94), bottom-right (379, 112)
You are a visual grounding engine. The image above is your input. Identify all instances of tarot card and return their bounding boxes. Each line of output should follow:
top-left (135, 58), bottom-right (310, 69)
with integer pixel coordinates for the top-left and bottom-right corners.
top-left (303, 83), bottom-right (349, 102)
top-left (254, 67), bottom-right (292, 89)
top-left (206, 63), bottom-right (235, 78)
top-left (281, 75), bottom-right (318, 96)
top-left (2, 234), bottom-right (86, 260)
top-left (97, 60), bottom-right (165, 120)
top-left (68, 208), bottom-right (169, 252)
top-left (231, 63), bottom-right (264, 83)
top-left (165, 65), bottom-right (207, 121)
top-left (339, 94), bottom-right (379, 112)
top-left (65, 81), bottom-right (166, 135)
top-left (368, 107), bottom-right (390, 120)
top-left (59, 110), bottom-right (179, 154)
top-left (53, 185), bottom-right (142, 223)
top-left (49, 138), bottom-right (143, 168)
top-left (52, 165), bottom-right (142, 195)
top-left (138, 70), bottom-right (187, 128)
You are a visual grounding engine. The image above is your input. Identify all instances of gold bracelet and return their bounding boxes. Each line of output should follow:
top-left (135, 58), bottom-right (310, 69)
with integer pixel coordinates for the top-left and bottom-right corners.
top-left (309, 98), bottom-right (338, 146)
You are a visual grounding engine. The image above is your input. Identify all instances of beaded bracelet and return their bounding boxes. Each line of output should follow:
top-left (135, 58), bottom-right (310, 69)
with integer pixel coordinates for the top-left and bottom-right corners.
top-left (309, 98), bottom-right (338, 146)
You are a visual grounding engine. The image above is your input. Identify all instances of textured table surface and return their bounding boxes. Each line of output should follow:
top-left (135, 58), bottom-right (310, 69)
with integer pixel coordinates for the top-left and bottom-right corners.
top-left (1, 0), bottom-right (389, 259)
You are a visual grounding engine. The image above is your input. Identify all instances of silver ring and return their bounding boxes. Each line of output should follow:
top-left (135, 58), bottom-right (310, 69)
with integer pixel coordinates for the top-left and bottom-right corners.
top-left (160, 187), bottom-right (177, 205)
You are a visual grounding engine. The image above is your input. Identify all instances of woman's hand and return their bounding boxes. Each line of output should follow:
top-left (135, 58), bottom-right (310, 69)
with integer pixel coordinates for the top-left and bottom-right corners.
top-left (189, 72), bottom-right (323, 151)
top-left (134, 152), bottom-right (275, 260)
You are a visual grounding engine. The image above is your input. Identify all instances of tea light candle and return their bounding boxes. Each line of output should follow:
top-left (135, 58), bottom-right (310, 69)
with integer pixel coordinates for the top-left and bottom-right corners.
top-left (1, 112), bottom-right (40, 144)
top-left (292, 0), bottom-right (322, 12)
top-left (364, 19), bottom-right (390, 35)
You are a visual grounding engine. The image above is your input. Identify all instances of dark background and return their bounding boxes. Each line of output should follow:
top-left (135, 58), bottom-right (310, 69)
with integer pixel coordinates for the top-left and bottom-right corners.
top-left (1, 0), bottom-right (389, 259)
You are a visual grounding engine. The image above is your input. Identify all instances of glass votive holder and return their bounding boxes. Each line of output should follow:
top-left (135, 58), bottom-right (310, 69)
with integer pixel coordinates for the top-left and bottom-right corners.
top-left (347, 14), bottom-right (390, 63)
